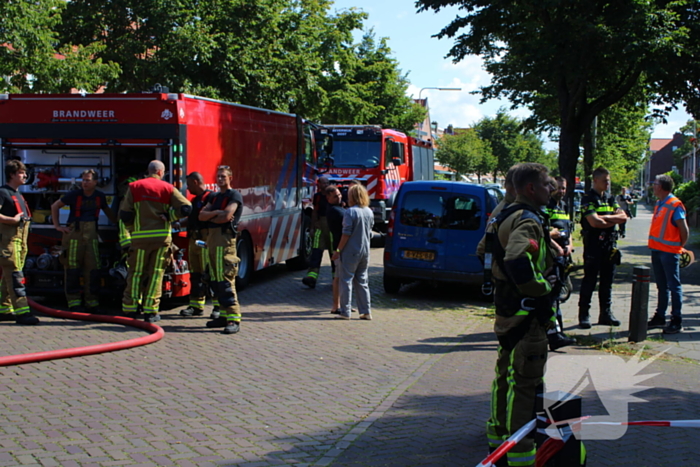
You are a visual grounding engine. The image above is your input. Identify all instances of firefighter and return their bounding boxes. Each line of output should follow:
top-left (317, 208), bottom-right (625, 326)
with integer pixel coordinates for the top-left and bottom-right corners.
top-left (302, 176), bottom-right (332, 289)
top-left (119, 160), bottom-right (191, 322)
top-left (545, 176), bottom-right (576, 351)
top-left (484, 163), bottom-right (557, 467)
top-left (199, 165), bottom-right (244, 335)
top-left (578, 167), bottom-right (627, 329)
top-left (0, 160), bottom-right (39, 325)
top-left (51, 169), bottom-right (116, 313)
top-left (178, 172), bottom-right (213, 317)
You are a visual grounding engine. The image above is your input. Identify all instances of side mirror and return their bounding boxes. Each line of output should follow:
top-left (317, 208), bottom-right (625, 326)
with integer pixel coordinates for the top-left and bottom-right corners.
top-left (392, 157), bottom-right (403, 166)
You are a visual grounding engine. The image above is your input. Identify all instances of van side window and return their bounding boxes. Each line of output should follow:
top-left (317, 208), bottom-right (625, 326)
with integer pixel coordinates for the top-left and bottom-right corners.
top-left (398, 192), bottom-right (481, 230)
top-left (445, 195), bottom-right (482, 230)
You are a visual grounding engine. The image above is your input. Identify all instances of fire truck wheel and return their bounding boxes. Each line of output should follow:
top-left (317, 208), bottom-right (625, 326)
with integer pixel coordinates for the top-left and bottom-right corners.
top-left (286, 214), bottom-right (312, 270)
top-left (236, 233), bottom-right (254, 289)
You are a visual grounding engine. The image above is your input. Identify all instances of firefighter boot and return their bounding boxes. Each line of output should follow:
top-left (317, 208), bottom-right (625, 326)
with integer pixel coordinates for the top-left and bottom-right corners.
top-left (598, 310), bottom-right (621, 327)
top-left (578, 309), bottom-right (591, 329)
top-left (16, 313), bottom-right (40, 325)
top-left (180, 306), bottom-right (203, 317)
top-left (548, 332), bottom-right (576, 351)
top-left (302, 274), bottom-right (317, 289)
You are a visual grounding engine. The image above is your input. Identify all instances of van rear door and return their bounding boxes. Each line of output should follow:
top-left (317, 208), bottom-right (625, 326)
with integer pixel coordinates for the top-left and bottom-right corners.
top-left (391, 185), bottom-right (451, 272)
top-left (442, 187), bottom-right (487, 274)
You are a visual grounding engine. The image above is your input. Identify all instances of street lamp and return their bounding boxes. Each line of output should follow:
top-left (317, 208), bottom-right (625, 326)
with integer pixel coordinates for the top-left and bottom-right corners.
top-left (418, 87), bottom-right (462, 101)
top-left (416, 87), bottom-right (461, 139)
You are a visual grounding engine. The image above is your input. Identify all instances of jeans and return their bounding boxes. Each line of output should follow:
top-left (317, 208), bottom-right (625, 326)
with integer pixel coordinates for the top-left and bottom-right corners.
top-left (651, 249), bottom-right (682, 321)
top-left (338, 253), bottom-right (371, 316)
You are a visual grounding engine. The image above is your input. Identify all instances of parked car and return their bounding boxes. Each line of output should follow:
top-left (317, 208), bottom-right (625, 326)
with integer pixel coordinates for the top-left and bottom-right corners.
top-left (383, 180), bottom-right (503, 293)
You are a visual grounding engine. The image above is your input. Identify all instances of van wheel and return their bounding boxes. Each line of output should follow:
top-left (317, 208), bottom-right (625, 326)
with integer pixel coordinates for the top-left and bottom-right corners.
top-left (383, 274), bottom-right (402, 294)
top-left (236, 233), bottom-right (254, 289)
top-left (286, 214), bottom-right (312, 270)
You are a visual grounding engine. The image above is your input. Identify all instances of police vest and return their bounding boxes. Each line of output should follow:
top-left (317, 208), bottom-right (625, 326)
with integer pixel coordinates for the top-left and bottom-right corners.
top-left (648, 195), bottom-right (684, 254)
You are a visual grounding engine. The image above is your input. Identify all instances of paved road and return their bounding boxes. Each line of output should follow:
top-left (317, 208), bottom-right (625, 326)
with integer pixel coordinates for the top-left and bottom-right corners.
top-left (1, 223), bottom-right (699, 466)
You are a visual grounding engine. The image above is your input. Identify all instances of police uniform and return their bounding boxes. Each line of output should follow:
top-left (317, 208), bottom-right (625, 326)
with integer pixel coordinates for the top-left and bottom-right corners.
top-left (59, 189), bottom-right (108, 311)
top-left (182, 189), bottom-right (213, 315)
top-left (0, 185), bottom-right (36, 323)
top-left (302, 191), bottom-right (332, 288)
top-left (545, 197), bottom-right (576, 350)
top-left (119, 175), bottom-right (191, 319)
top-left (485, 198), bottom-right (556, 467)
top-left (205, 188), bottom-right (244, 332)
top-left (578, 189), bottom-right (621, 327)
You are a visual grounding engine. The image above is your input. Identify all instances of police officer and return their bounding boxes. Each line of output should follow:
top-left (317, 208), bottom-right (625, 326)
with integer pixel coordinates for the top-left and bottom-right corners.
top-left (578, 167), bottom-right (627, 329)
top-left (178, 172), bottom-right (213, 317)
top-left (485, 163), bottom-right (557, 467)
top-left (199, 165), bottom-right (244, 335)
top-left (51, 169), bottom-right (116, 313)
top-left (302, 176), bottom-right (332, 288)
top-left (546, 176), bottom-right (576, 350)
top-left (0, 160), bottom-right (39, 325)
top-left (119, 160), bottom-right (191, 322)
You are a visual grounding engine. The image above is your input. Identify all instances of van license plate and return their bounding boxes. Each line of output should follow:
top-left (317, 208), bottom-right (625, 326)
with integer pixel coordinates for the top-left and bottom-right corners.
top-left (403, 250), bottom-right (435, 261)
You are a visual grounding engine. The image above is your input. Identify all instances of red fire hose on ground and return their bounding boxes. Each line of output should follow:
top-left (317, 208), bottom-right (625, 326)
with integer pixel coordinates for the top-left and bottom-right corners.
top-left (0, 298), bottom-right (164, 367)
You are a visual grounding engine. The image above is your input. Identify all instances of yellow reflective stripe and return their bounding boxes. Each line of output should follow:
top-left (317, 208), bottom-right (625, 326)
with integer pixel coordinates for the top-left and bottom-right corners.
top-left (129, 249), bottom-right (145, 302)
top-left (133, 202), bottom-right (141, 231)
top-left (144, 246), bottom-right (168, 312)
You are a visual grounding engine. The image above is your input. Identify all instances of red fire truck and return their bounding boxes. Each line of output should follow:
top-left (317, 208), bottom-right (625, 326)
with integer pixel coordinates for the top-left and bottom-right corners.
top-left (0, 92), bottom-right (322, 298)
top-left (314, 125), bottom-right (434, 231)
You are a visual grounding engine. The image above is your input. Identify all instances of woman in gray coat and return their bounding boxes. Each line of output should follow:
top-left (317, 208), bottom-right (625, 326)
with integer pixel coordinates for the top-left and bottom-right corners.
top-left (331, 184), bottom-right (374, 320)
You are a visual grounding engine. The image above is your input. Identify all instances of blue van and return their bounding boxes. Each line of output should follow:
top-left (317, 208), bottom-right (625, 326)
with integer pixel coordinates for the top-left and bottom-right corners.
top-left (383, 181), bottom-right (503, 293)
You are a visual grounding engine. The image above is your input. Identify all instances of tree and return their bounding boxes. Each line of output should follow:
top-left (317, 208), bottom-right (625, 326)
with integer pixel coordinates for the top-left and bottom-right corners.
top-left (593, 98), bottom-right (652, 191)
top-left (416, 0), bottom-right (700, 192)
top-left (0, 1), bottom-right (118, 93)
top-left (473, 110), bottom-right (547, 179)
top-left (314, 30), bottom-right (426, 132)
top-left (59, 1), bottom-right (425, 130)
top-left (436, 129), bottom-right (495, 182)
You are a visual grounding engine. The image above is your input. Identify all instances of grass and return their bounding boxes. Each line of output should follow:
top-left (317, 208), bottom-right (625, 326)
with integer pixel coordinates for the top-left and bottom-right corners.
top-left (569, 332), bottom-right (699, 365)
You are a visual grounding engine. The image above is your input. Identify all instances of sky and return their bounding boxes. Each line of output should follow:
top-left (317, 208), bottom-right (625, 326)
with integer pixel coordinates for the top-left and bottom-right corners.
top-left (330, 0), bottom-right (692, 147)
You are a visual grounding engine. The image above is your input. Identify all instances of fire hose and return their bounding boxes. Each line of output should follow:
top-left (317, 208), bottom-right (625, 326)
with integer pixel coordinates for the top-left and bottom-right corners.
top-left (0, 298), bottom-right (163, 367)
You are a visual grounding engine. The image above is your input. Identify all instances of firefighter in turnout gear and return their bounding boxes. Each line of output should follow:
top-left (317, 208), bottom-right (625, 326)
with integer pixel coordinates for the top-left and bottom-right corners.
top-left (0, 160), bottom-right (39, 325)
top-left (199, 165), bottom-right (244, 335)
top-left (178, 172), bottom-right (213, 317)
top-left (545, 176), bottom-right (576, 351)
top-left (51, 169), bottom-right (116, 313)
top-left (577, 167), bottom-right (627, 329)
top-left (119, 160), bottom-right (191, 322)
top-left (302, 176), bottom-right (332, 289)
top-left (484, 163), bottom-right (558, 467)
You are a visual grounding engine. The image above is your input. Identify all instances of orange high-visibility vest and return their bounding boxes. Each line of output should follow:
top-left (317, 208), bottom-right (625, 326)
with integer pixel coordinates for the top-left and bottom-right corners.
top-left (648, 195), bottom-right (685, 254)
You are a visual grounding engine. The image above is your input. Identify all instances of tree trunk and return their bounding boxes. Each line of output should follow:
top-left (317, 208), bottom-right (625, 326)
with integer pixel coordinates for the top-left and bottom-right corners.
top-left (558, 127), bottom-right (581, 194)
top-left (582, 124), bottom-right (595, 192)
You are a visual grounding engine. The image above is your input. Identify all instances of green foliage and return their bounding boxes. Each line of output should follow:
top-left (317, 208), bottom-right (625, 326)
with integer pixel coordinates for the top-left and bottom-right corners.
top-left (57, 1), bottom-right (424, 131)
top-left (0, 0), bottom-right (118, 93)
top-left (666, 171), bottom-right (684, 190)
top-left (473, 110), bottom-right (548, 178)
top-left (436, 129), bottom-right (496, 182)
top-left (416, 0), bottom-right (700, 187)
top-left (674, 181), bottom-right (700, 212)
top-left (594, 97), bottom-right (652, 190)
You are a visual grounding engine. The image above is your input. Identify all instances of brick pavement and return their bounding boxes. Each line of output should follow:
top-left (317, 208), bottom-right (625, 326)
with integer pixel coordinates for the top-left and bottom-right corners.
top-left (561, 204), bottom-right (700, 361)
top-left (1, 221), bottom-right (700, 466)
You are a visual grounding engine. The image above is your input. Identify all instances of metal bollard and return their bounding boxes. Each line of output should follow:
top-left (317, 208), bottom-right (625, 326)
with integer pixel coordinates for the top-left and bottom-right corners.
top-left (535, 391), bottom-right (583, 466)
top-left (628, 266), bottom-right (650, 343)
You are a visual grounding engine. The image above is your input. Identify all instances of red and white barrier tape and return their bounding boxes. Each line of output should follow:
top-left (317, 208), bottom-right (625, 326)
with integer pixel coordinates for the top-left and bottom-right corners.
top-left (478, 418), bottom-right (700, 467)
top-left (476, 419), bottom-right (536, 467)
